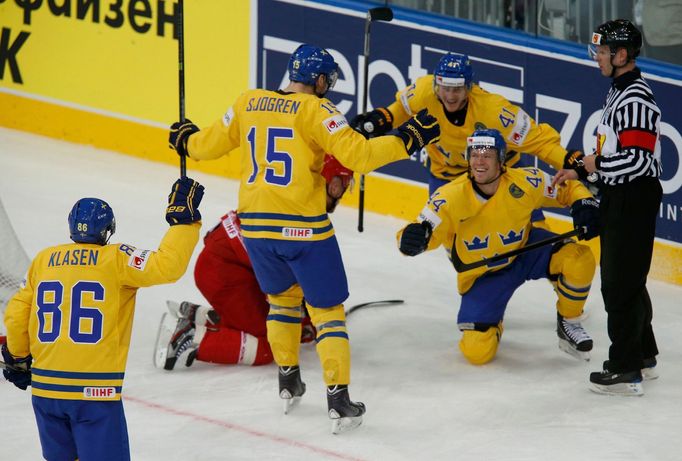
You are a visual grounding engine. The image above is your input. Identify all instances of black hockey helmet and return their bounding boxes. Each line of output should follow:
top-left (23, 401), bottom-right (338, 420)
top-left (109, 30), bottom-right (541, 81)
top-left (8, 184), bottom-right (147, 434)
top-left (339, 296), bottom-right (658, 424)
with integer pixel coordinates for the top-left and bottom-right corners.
top-left (590, 19), bottom-right (642, 60)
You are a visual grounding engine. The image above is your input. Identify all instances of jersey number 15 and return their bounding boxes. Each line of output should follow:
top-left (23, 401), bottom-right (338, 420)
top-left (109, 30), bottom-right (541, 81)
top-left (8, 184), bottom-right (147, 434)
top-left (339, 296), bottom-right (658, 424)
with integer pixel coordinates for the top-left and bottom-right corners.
top-left (246, 126), bottom-right (294, 186)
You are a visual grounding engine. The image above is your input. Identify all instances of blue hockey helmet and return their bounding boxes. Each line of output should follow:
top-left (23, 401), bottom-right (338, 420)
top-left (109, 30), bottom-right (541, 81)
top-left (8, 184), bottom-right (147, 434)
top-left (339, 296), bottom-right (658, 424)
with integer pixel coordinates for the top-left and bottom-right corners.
top-left (68, 198), bottom-right (116, 245)
top-left (466, 128), bottom-right (507, 163)
top-left (433, 53), bottom-right (473, 88)
top-left (288, 44), bottom-right (339, 89)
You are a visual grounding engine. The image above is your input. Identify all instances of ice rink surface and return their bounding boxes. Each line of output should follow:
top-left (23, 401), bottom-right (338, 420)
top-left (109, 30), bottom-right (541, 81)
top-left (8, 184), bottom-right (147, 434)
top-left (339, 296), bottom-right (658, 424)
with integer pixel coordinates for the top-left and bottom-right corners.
top-left (1, 127), bottom-right (681, 460)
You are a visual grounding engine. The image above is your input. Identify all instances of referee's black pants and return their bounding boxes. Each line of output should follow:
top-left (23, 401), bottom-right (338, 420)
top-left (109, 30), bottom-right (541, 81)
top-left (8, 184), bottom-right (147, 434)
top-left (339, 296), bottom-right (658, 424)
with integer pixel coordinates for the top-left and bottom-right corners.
top-left (599, 176), bottom-right (662, 374)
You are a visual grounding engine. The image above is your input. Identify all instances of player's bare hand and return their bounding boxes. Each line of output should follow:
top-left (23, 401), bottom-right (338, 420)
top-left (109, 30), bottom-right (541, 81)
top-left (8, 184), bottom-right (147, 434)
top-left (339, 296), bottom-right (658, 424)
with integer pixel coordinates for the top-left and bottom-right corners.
top-left (582, 154), bottom-right (598, 173)
top-left (552, 168), bottom-right (579, 188)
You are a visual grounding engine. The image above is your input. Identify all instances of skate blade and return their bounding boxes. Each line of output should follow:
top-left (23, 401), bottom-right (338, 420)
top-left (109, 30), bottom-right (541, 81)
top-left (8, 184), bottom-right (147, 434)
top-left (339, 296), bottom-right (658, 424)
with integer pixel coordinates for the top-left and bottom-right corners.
top-left (166, 300), bottom-right (182, 317)
top-left (331, 415), bottom-right (363, 435)
top-left (589, 381), bottom-right (644, 397)
top-left (558, 339), bottom-right (591, 361)
top-left (281, 395), bottom-right (302, 415)
top-left (153, 313), bottom-right (175, 368)
top-left (642, 367), bottom-right (659, 381)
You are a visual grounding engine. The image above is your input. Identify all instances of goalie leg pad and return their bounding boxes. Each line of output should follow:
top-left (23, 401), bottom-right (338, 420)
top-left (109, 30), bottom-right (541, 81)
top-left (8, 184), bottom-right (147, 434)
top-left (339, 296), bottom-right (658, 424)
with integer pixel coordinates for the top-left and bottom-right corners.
top-left (459, 323), bottom-right (503, 365)
top-left (266, 285), bottom-right (304, 366)
top-left (307, 303), bottom-right (350, 386)
top-left (549, 242), bottom-right (595, 319)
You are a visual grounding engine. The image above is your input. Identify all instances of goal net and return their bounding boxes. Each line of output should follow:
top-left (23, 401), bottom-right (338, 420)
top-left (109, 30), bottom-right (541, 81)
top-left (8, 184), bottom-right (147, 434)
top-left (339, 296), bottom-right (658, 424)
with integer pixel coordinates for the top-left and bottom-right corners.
top-left (0, 196), bottom-right (30, 327)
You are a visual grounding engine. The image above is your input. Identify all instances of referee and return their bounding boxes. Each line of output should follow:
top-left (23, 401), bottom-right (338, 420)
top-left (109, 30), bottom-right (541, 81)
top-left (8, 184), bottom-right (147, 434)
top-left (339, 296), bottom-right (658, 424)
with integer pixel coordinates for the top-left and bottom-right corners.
top-left (552, 19), bottom-right (662, 396)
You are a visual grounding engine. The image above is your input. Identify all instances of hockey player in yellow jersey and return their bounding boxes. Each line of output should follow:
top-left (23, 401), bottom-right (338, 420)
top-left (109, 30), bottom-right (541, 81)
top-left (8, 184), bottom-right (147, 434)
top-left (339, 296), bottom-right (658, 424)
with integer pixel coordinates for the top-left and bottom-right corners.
top-left (352, 52), bottom-right (577, 198)
top-left (168, 44), bottom-right (440, 434)
top-left (2, 177), bottom-right (204, 461)
top-left (397, 129), bottom-right (599, 365)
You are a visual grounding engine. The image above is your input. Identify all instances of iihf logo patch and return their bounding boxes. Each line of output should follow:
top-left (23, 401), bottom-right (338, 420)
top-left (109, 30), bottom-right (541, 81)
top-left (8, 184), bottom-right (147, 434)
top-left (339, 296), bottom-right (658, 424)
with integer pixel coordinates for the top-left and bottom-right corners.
top-left (84, 387), bottom-right (116, 399)
top-left (282, 227), bottom-right (313, 239)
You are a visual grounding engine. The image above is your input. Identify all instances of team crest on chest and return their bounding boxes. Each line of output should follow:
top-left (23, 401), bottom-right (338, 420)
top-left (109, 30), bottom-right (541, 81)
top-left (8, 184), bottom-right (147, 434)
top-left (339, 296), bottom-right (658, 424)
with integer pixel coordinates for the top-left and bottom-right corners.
top-left (463, 235), bottom-right (489, 251)
top-left (508, 183), bottom-right (525, 198)
top-left (499, 228), bottom-right (524, 245)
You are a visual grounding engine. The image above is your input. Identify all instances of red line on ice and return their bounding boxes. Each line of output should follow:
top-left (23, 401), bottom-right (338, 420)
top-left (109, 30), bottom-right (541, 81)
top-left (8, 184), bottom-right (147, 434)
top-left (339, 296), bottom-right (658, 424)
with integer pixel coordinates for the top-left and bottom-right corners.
top-left (125, 395), bottom-right (367, 461)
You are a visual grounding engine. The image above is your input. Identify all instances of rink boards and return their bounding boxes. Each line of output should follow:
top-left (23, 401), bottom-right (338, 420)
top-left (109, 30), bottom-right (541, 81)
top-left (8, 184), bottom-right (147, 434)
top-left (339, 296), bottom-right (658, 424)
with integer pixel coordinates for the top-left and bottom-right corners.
top-left (1, 0), bottom-right (681, 284)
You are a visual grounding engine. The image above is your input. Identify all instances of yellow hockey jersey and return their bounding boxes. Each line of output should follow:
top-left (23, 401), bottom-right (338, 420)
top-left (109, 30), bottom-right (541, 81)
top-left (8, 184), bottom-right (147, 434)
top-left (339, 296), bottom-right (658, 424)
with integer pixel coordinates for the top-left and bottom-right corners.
top-left (397, 168), bottom-right (592, 294)
top-left (187, 89), bottom-right (408, 241)
top-left (386, 76), bottom-right (567, 180)
top-left (4, 224), bottom-right (200, 400)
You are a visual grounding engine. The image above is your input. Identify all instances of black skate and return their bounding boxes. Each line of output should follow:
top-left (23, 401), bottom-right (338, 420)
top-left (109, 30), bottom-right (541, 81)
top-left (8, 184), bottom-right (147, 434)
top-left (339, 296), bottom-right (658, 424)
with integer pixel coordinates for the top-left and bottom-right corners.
top-left (603, 357), bottom-right (658, 381)
top-left (557, 313), bottom-right (593, 361)
top-left (327, 385), bottom-right (365, 435)
top-left (589, 369), bottom-right (643, 396)
top-left (279, 366), bottom-right (306, 414)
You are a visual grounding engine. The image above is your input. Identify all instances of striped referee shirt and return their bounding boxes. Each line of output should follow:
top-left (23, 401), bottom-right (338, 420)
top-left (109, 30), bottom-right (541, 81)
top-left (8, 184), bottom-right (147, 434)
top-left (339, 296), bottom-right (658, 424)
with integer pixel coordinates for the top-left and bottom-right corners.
top-left (594, 68), bottom-right (662, 186)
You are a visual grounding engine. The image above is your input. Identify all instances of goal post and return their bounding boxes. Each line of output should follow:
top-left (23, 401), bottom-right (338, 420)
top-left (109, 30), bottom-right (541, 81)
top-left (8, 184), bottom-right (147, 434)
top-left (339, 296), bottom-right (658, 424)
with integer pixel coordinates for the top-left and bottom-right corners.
top-left (0, 196), bottom-right (30, 328)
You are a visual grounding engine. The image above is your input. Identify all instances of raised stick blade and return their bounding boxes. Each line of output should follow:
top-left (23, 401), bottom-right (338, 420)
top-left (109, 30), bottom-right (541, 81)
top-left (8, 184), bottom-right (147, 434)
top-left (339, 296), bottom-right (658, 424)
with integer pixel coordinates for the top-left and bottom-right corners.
top-left (369, 7), bottom-right (393, 22)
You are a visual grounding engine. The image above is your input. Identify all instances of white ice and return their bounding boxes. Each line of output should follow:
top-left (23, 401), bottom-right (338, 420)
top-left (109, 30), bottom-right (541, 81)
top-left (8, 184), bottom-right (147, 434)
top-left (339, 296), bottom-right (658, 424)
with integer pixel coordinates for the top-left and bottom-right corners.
top-left (1, 127), bottom-right (681, 461)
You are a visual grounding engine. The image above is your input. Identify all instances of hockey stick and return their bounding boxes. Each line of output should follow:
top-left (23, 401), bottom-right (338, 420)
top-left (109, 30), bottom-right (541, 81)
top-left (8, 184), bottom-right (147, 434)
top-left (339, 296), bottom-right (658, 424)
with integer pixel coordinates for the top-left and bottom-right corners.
top-left (345, 299), bottom-right (404, 316)
top-left (0, 359), bottom-right (27, 373)
top-left (450, 228), bottom-right (583, 272)
top-left (358, 6), bottom-right (393, 233)
top-left (177, 0), bottom-right (187, 178)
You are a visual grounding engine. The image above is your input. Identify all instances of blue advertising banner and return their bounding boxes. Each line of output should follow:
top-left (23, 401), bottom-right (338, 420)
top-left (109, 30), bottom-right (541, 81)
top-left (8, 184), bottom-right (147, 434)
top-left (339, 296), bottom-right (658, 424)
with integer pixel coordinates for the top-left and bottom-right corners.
top-left (256, 0), bottom-right (682, 244)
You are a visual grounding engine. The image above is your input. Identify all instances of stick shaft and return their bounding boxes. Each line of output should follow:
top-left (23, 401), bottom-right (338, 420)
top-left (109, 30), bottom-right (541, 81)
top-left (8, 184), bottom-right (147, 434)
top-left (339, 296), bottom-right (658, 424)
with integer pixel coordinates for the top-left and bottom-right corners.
top-left (0, 359), bottom-right (26, 372)
top-left (357, 8), bottom-right (392, 233)
top-left (358, 15), bottom-right (372, 233)
top-left (177, 0), bottom-right (187, 178)
top-left (451, 228), bottom-right (582, 272)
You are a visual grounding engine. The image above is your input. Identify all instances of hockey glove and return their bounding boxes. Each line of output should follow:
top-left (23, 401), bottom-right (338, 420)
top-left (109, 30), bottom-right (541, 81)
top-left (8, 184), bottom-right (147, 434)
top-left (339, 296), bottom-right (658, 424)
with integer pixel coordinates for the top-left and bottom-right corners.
top-left (166, 177), bottom-right (205, 225)
top-left (390, 109), bottom-right (441, 156)
top-left (570, 198), bottom-right (600, 240)
top-left (350, 107), bottom-right (394, 138)
top-left (1, 344), bottom-right (32, 391)
top-left (563, 149), bottom-right (589, 181)
top-left (169, 119), bottom-right (200, 158)
top-left (399, 221), bottom-right (433, 256)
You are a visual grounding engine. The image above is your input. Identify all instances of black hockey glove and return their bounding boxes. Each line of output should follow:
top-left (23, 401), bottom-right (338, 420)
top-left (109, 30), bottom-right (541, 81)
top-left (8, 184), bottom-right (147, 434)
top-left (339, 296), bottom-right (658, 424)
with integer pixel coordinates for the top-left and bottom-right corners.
top-left (399, 221), bottom-right (433, 256)
top-left (1, 344), bottom-right (32, 391)
top-left (390, 109), bottom-right (441, 156)
top-left (350, 107), bottom-right (394, 138)
top-left (169, 119), bottom-right (200, 158)
top-left (570, 198), bottom-right (600, 240)
top-left (166, 177), bottom-right (205, 225)
top-left (563, 149), bottom-right (589, 181)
